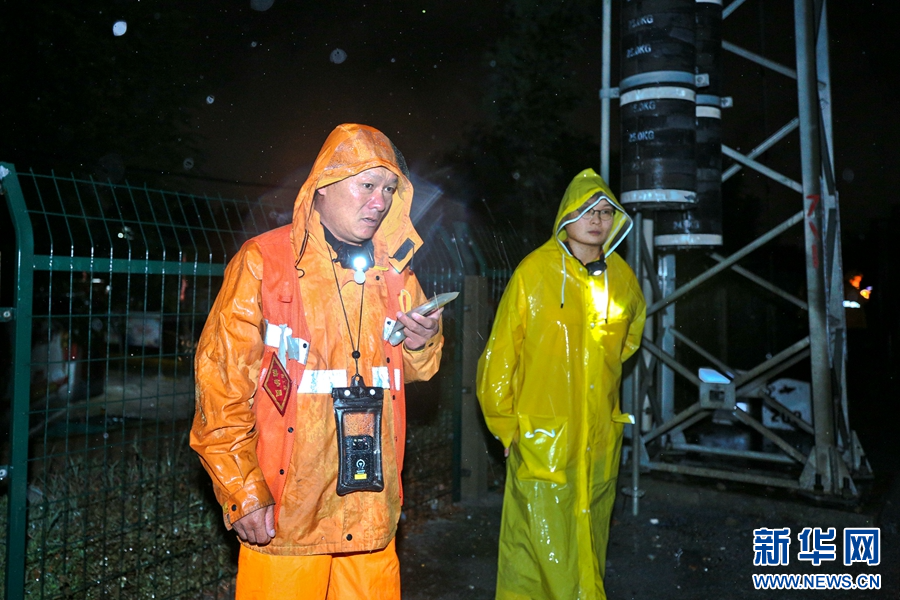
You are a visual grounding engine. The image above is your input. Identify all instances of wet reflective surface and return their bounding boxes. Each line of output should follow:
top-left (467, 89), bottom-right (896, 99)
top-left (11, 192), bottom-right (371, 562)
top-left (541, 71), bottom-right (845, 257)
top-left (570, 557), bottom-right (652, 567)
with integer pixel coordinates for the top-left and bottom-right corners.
top-left (399, 473), bottom-right (900, 599)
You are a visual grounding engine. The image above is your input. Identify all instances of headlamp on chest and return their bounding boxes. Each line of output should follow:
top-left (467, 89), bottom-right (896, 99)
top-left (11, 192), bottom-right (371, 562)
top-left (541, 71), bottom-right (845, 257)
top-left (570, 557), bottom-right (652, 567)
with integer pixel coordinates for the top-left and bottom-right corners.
top-left (351, 255), bottom-right (369, 284)
top-left (323, 226), bottom-right (375, 285)
top-left (585, 257), bottom-right (607, 276)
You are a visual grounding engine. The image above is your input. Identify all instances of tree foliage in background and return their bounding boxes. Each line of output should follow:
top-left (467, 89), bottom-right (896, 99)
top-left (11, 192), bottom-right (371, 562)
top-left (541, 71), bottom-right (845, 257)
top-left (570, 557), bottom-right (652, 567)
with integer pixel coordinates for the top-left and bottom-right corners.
top-left (0, 1), bottom-right (203, 182)
top-left (447, 0), bottom-right (600, 236)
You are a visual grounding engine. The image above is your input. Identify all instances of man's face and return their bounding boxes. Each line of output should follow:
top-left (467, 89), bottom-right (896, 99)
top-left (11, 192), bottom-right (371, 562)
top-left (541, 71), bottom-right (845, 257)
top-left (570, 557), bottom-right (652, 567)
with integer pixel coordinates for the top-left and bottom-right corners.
top-left (564, 198), bottom-right (615, 249)
top-left (315, 167), bottom-right (398, 244)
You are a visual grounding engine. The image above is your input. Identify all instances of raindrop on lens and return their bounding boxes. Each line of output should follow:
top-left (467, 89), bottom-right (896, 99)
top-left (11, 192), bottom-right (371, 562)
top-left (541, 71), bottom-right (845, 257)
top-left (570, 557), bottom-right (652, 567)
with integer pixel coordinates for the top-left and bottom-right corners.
top-left (251, 41), bottom-right (258, 48)
top-left (512, 172), bottom-right (521, 181)
top-left (112, 21), bottom-right (127, 36)
top-left (330, 48), bottom-right (347, 64)
top-left (250, 0), bottom-right (275, 11)
top-left (183, 158), bottom-right (194, 170)
top-left (206, 95), bottom-right (215, 104)
top-left (842, 168), bottom-right (854, 183)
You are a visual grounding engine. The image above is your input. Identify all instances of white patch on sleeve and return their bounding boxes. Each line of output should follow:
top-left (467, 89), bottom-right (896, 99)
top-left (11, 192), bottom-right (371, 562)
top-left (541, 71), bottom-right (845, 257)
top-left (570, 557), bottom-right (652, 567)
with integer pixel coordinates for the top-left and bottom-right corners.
top-left (394, 368), bottom-right (402, 391)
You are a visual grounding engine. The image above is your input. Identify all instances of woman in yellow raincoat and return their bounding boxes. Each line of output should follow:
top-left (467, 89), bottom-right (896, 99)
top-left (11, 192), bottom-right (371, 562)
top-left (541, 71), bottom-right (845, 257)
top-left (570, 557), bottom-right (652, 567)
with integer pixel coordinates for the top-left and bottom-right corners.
top-left (477, 168), bottom-right (646, 600)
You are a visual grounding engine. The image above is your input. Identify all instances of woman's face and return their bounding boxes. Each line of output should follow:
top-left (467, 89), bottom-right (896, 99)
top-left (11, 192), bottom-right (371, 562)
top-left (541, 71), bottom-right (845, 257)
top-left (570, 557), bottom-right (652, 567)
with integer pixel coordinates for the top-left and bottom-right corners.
top-left (564, 198), bottom-right (615, 250)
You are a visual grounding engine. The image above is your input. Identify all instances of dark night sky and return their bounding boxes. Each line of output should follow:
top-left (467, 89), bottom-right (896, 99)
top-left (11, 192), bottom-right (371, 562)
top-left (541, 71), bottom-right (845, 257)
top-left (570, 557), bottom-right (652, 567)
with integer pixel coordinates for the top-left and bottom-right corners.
top-left (823, 1), bottom-right (900, 236)
top-left (187, 0), bottom-right (900, 240)
top-left (185, 0), bottom-right (505, 186)
top-left (1, 0), bottom-right (897, 237)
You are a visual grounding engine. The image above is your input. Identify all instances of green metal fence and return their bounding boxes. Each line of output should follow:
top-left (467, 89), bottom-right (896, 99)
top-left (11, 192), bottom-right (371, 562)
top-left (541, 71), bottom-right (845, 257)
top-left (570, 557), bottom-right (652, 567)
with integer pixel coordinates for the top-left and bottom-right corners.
top-left (1, 163), bottom-right (532, 599)
top-left (1, 163), bottom-right (286, 599)
top-left (408, 218), bottom-right (534, 505)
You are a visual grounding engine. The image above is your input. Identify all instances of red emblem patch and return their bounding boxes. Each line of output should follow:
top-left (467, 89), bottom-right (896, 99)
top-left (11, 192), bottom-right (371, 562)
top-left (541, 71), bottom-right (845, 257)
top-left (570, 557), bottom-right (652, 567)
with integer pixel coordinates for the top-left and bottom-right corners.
top-left (262, 353), bottom-right (292, 416)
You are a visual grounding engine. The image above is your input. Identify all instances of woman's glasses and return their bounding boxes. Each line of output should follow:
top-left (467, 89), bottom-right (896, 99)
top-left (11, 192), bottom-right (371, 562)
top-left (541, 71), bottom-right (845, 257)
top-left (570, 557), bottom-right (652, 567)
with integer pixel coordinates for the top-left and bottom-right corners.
top-left (585, 208), bottom-right (616, 222)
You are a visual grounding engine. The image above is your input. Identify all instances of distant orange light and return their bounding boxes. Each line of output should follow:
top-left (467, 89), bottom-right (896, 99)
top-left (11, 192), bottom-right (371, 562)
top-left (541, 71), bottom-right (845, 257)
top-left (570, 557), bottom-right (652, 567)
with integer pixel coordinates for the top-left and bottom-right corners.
top-left (848, 274), bottom-right (862, 289)
top-left (860, 287), bottom-right (872, 300)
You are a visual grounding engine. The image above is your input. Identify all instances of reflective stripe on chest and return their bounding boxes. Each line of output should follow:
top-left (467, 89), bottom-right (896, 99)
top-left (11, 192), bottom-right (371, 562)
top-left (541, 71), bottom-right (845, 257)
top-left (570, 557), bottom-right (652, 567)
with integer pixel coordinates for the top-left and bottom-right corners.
top-left (296, 367), bottom-right (403, 393)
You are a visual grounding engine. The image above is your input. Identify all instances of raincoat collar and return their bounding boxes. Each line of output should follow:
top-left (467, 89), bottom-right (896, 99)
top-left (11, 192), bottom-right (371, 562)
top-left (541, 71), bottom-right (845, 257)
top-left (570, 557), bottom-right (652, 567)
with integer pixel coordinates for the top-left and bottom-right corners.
top-left (290, 124), bottom-right (422, 272)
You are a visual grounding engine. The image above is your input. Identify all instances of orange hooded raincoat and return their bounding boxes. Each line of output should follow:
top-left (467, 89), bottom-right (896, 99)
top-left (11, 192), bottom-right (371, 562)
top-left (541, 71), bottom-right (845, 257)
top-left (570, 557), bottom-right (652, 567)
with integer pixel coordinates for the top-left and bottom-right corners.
top-left (190, 124), bottom-right (443, 557)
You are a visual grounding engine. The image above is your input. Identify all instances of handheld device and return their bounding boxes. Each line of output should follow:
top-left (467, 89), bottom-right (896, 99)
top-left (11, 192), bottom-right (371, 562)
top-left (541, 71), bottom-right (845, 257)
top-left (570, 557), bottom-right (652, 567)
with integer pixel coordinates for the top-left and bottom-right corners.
top-left (387, 291), bottom-right (459, 346)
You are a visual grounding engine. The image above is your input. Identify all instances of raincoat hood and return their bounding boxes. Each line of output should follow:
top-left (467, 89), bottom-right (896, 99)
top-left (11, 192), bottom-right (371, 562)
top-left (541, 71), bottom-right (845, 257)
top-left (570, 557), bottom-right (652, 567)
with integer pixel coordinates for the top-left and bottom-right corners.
top-left (290, 123), bottom-right (422, 272)
top-left (554, 167), bottom-right (633, 258)
top-left (553, 168), bottom-right (634, 308)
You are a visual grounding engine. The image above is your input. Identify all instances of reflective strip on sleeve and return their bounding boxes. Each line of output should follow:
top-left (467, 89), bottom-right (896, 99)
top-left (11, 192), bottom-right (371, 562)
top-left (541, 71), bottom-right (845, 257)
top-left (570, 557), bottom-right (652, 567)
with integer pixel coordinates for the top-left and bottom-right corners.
top-left (394, 368), bottom-right (402, 391)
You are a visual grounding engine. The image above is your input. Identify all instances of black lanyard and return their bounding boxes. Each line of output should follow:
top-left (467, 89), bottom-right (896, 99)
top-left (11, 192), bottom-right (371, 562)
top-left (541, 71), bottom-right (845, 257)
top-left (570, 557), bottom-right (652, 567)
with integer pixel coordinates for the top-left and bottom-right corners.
top-left (327, 244), bottom-right (366, 386)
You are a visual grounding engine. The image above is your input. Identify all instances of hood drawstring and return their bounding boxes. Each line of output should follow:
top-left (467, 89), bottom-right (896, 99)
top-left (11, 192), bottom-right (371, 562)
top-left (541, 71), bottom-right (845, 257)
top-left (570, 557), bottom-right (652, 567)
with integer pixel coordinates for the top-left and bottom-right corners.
top-left (603, 270), bottom-right (610, 322)
top-left (560, 253), bottom-right (567, 308)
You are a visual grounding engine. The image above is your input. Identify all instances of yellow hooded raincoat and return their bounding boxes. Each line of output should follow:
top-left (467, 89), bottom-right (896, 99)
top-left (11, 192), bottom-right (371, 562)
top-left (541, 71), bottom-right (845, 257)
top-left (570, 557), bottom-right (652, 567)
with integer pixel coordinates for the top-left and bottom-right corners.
top-left (191, 124), bottom-right (443, 557)
top-left (477, 168), bottom-right (646, 599)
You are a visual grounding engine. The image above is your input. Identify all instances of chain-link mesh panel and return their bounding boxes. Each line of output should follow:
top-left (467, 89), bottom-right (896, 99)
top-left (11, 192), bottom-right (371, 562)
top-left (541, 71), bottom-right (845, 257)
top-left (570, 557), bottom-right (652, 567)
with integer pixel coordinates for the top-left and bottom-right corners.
top-left (3, 166), bottom-right (286, 599)
top-left (402, 221), bottom-right (531, 519)
top-left (2, 163), bottom-right (532, 596)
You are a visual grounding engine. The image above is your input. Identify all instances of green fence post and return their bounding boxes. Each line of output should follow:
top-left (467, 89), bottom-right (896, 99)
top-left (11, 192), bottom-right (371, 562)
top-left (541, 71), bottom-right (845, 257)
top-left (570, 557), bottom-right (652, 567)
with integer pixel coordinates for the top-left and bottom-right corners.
top-left (450, 282), bottom-right (465, 503)
top-left (2, 163), bottom-right (33, 600)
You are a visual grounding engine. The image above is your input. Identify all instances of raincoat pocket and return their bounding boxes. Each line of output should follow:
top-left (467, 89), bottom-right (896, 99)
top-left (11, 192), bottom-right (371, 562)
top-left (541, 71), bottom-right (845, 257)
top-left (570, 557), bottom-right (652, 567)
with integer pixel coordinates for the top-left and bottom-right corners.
top-left (515, 414), bottom-right (568, 484)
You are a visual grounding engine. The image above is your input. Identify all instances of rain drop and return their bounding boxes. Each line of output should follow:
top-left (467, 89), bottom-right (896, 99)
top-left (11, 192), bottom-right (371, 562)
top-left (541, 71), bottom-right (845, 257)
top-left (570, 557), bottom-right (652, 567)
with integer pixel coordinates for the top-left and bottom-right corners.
top-left (112, 21), bottom-right (127, 36)
top-left (842, 167), bottom-right (854, 183)
top-left (183, 158), bottom-right (194, 170)
top-left (251, 41), bottom-right (258, 48)
top-left (250, 0), bottom-right (275, 11)
top-left (512, 172), bottom-right (521, 181)
top-left (489, 60), bottom-right (497, 67)
top-left (206, 95), bottom-right (215, 104)
top-left (330, 48), bottom-right (347, 64)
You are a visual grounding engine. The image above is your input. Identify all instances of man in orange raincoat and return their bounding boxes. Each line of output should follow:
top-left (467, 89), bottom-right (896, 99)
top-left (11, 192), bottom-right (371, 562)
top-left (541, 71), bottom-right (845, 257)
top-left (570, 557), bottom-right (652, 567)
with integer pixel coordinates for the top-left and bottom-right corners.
top-left (191, 124), bottom-right (444, 599)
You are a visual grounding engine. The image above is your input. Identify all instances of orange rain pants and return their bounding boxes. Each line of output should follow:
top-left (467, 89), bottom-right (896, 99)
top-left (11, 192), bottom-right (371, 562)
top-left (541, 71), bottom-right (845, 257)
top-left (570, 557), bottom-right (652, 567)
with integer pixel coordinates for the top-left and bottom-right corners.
top-left (235, 539), bottom-right (400, 600)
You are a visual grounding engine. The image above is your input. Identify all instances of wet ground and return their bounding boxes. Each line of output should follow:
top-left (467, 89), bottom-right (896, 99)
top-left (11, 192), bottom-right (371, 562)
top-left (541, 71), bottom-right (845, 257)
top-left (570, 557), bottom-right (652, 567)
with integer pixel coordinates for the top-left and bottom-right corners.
top-left (398, 341), bottom-right (899, 599)
top-left (397, 470), bottom-right (899, 599)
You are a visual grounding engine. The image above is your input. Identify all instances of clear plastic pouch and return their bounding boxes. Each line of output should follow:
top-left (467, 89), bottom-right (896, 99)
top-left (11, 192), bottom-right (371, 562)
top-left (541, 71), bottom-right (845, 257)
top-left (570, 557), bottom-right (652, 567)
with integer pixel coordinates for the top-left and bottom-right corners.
top-left (332, 382), bottom-right (384, 495)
